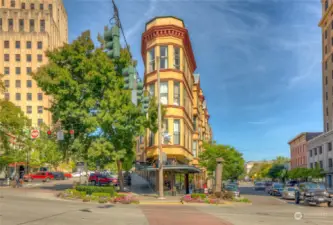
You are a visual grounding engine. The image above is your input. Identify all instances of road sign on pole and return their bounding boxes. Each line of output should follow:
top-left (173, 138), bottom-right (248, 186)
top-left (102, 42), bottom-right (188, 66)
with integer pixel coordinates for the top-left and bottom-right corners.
top-left (30, 129), bottom-right (40, 139)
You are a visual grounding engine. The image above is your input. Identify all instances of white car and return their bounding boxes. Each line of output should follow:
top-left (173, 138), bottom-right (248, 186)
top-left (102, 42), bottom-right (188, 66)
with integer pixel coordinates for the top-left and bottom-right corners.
top-left (71, 171), bottom-right (93, 177)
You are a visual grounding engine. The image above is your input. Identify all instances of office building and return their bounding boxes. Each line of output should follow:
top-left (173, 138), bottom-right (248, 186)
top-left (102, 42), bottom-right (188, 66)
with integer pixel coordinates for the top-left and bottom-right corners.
top-left (0, 0), bottom-right (68, 126)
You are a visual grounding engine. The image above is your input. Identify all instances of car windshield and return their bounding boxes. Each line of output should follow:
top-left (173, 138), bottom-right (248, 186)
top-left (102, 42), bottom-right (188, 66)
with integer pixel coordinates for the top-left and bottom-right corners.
top-left (287, 187), bottom-right (295, 191)
top-left (305, 183), bottom-right (326, 189)
top-left (226, 185), bottom-right (238, 191)
top-left (273, 184), bottom-right (283, 188)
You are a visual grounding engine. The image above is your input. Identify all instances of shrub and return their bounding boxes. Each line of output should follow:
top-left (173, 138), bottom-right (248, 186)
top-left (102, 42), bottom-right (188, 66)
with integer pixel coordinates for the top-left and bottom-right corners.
top-left (98, 197), bottom-right (108, 204)
top-left (64, 189), bottom-right (86, 198)
top-left (113, 194), bottom-right (139, 204)
top-left (220, 191), bottom-right (234, 200)
top-left (75, 185), bottom-right (115, 196)
top-left (234, 198), bottom-right (251, 203)
top-left (82, 196), bottom-right (91, 202)
top-left (91, 192), bottom-right (112, 198)
top-left (191, 193), bottom-right (206, 200)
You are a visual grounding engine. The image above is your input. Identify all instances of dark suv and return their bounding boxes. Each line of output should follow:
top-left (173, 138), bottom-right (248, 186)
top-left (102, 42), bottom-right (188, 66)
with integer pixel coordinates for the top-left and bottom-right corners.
top-left (295, 182), bottom-right (333, 206)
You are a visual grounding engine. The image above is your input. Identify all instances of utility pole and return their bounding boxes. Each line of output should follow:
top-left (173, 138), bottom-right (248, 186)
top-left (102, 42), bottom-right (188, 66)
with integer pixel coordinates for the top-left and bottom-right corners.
top-left (156, 56), bottom-right (165, 199)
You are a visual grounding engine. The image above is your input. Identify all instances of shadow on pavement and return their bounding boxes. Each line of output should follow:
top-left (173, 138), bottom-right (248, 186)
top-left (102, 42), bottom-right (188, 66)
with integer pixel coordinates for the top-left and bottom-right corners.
top-left (37, 183), bottom-right (73, 191)
top-left (239, 186), bottom-right (269, 196)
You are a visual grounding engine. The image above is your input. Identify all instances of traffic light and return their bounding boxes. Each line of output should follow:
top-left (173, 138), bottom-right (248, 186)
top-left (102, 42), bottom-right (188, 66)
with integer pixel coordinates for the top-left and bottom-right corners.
top-left (104, 25), bottom-right (120, 59)
top-left (136, 81), bottom-right (144, 103)
top-left (69, 129), bottom-right (75, 139)
top-left (142, 96), bottom-right (150, 113)
top-left (122, 66), bottom-right (136, 90)
top-left (47, 130), bottom-right (52, 139)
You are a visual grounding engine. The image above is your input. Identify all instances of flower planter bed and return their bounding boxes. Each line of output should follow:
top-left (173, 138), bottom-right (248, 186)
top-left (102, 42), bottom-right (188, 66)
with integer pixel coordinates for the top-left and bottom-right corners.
top-left (57, 185), bottom-right (139, 204)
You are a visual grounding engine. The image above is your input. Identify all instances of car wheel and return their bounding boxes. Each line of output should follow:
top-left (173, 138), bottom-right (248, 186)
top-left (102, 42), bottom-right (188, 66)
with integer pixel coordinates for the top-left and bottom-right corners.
top-left (28, 178), bottom-right (32, 182)
top-left (328, 201), bottom-right (332, 207)
top-left (46, 178), bottom-right (50, 182)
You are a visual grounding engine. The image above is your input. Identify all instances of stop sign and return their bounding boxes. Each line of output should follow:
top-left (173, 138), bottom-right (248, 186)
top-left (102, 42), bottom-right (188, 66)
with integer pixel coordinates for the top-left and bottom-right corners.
top-left (31, 129), bottom-right (40, 139)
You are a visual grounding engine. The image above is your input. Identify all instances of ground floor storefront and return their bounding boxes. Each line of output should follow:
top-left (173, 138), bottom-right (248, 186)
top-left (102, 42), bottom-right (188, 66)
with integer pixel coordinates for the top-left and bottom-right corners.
top-left (136, 164), bottom-right (207, 196)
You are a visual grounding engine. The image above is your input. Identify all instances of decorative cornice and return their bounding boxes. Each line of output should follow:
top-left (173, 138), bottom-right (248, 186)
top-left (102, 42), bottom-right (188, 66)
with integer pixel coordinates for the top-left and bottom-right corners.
top-left (141, 24), bottom-right (197, 73)
top-left (319, 4), bottom-right (333, 27)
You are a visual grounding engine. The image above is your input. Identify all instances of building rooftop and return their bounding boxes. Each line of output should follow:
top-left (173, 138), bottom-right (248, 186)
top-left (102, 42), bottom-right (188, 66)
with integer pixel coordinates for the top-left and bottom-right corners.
top-left (288, 132), bottom-right (323, 144)
top-left (145, 16), bottom-right (185, 29)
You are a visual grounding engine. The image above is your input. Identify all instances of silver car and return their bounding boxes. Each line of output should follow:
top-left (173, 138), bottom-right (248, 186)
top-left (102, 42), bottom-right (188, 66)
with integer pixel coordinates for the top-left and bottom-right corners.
top-left (282, 186), bottom-right (296, 200)
top-left (225, 184), bottom-right (240, 198)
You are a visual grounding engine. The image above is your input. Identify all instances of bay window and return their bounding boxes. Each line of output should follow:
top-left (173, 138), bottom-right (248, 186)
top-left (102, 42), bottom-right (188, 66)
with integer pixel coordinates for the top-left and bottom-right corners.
top-left (173, 120), bottom-right (180, 145)
top-left (160, 46), bottom-right (168, 69)
top-left (160, 82), bottom-right (168, 104)
top-left (174, 47), bottom-right (180, 69)
top-left (148, 48), bottom-right (155, 72)
top-left (193, 141), bottom-right (197, 157)
top-left (149, 83), bottom-right (155, 97)
top-left (173, 82), bottom-right (180, 105)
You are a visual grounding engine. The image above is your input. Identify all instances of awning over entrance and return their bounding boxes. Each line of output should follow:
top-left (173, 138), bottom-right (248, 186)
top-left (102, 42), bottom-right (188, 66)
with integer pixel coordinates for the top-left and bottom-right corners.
top-left (135, 164), bottom-right (201, 173)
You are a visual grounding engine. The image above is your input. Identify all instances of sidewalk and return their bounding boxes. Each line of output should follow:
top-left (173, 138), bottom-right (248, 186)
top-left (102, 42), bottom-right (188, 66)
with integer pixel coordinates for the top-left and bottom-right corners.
top-left (130, 173), bottom-right (155, 196)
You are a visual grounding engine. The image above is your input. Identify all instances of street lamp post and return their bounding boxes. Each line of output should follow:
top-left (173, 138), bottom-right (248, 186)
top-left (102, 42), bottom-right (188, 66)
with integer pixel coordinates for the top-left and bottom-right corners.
top-left (215, 158), bottom-right (224, 197)
top-left (156, 56), bottom-right (165, 200)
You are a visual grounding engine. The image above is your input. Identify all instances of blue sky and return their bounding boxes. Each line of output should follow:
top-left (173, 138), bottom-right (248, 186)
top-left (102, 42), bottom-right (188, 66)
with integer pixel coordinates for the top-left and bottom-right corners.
top-left (63, 0), bottom-right (323, 161)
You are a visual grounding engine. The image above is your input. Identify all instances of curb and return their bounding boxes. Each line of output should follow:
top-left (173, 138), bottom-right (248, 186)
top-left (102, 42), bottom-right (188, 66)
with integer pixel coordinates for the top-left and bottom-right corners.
top-left (139, 202), bottom-right (182, 205)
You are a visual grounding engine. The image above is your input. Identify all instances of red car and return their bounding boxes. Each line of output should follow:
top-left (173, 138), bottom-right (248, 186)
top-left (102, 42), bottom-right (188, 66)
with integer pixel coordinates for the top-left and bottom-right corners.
top-left (64, 173), bottom-right (72, 179)
top-left (24, 172), bottom-right (54, 182)
top-left (89, 173), bottom-right (118, 186)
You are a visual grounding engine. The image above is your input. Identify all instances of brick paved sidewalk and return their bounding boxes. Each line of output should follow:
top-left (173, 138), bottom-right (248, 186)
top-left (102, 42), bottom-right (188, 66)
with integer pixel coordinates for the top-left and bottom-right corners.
top-left (141, 205), bottom-right (233, 225)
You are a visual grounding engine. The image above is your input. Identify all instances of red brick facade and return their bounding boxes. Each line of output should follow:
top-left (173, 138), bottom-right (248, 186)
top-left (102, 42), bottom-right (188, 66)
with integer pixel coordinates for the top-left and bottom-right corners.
top-left (288, 132), bottom-right (322, 169)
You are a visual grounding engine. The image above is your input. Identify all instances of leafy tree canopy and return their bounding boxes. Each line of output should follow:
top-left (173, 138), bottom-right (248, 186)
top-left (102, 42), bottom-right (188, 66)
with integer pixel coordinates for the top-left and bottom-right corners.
top-left (199, 142), bottom-right (245, 180)
top-left (33, 30), bottom-right (157, 190)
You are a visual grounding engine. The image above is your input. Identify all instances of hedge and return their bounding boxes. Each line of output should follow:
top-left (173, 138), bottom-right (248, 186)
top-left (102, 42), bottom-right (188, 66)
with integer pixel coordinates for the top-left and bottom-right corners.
top-left (75, 185), bottom-right (115, 196)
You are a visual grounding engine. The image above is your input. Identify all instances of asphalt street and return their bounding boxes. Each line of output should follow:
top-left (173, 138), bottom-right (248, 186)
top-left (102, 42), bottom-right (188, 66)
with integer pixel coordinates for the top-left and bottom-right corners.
top-left (205, 183), bottom-right (333, 225)
top-left (0, 181), bottom-right (332, 225)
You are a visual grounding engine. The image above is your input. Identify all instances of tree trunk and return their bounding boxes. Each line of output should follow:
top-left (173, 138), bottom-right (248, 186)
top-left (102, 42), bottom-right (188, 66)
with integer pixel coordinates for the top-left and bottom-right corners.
top-left (117, 160), bottom-right (124, 192)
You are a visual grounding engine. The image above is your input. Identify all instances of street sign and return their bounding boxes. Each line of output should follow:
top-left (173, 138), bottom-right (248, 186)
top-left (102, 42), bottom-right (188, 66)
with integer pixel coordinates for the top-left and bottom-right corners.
top-left (30, 129), bottom-right (40, 139)
top-left (57, 131), bottom-right (64, 141)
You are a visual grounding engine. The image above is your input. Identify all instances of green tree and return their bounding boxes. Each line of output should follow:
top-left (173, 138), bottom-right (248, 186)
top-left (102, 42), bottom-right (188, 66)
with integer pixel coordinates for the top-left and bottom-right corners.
top-left (268, 164), bottom-right (286, 181)
top-left (0, 74), bottom-right (5, 94)
top-left (273, 156), bottom-right (289, 165)
top-left (0, 99), bottom-right (29, 152)
top-left (199, 142), bottom-right (245, 180)
top-left (33, 31), bottom-right (103, 168)
top-left (249, 162), bottom-right (272, 180)
top-left (33, 30), bottom-right (157, 190)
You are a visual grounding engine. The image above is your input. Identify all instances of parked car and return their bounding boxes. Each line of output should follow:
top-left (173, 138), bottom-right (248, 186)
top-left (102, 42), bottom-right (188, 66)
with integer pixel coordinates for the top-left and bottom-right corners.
top-left (64, 173), bottom-right (72, 179)
top-left (281, 186), bottom-right (296, 200)
top-left (225, 184), bottom-right (240, 198)
top-left (72, 171), bottom-right (93, 177)
top-left (265, 182), bottom-right (273, 193)
top-left (254, 182), bottom-right (266, 191)
top-left (295, 183), bottom-right (333, 206)
top-left (51, 172), bottom-right (65, 180)
top-left (286, 180), bottom-right (298, 187)
top-left (270, 183), bottom-right (284, 196)
top-left (88, 173), bottom-right (118, 186)
top-left (23, 172), bottom-right (54, 182)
